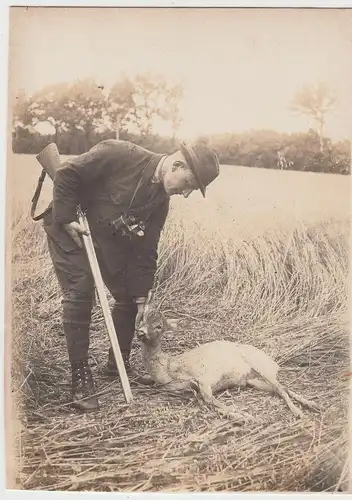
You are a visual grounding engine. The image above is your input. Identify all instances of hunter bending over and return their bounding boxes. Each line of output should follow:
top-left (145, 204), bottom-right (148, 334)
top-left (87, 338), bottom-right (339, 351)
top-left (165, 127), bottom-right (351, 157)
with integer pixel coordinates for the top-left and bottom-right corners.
top-left (41, 139), bottom-right (220, 411)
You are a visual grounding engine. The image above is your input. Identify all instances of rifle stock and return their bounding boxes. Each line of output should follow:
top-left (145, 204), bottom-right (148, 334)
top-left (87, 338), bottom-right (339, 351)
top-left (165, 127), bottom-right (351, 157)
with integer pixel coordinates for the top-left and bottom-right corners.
top-left (35, 143), bottom-right (133, 404)
top-left (35, 143), bottom-right (62, 180)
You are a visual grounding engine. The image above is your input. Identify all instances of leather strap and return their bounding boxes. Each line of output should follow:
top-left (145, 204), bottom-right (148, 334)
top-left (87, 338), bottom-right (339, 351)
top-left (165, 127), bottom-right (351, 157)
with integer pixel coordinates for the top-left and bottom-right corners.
top-left (30, 169), bottom-right (52, 221)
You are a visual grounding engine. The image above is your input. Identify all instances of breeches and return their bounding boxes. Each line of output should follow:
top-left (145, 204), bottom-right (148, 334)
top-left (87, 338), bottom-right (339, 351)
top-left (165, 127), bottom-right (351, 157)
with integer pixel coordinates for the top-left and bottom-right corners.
top-left (43, 215), bottom-right (138, 361)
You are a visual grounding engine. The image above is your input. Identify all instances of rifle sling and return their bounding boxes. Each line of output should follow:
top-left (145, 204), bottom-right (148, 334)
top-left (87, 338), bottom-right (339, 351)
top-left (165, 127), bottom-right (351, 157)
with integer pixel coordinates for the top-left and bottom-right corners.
top-left (31, 169), bottom-right (52, 221)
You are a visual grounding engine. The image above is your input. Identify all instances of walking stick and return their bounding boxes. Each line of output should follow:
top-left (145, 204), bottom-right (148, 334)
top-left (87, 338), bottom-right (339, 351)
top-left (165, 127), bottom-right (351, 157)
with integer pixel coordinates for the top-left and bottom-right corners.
top-left (35, 143), bottom-right (133, 403)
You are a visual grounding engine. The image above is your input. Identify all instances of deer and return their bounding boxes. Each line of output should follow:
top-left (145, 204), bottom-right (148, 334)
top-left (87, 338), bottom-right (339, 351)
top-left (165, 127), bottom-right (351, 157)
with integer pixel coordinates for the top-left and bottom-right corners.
top-left (135, 294), bottom-right (320, 424)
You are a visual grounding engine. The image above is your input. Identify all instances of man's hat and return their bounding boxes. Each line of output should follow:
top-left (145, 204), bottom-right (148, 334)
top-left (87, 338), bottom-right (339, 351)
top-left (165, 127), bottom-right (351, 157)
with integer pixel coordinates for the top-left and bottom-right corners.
top-left (180, 142), bottom-right (220, 197)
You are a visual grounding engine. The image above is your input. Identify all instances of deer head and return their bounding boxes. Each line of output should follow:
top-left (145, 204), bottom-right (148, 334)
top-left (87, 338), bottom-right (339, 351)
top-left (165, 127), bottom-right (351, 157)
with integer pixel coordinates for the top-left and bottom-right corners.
top-left (136, 291), bottom-right (180, 345)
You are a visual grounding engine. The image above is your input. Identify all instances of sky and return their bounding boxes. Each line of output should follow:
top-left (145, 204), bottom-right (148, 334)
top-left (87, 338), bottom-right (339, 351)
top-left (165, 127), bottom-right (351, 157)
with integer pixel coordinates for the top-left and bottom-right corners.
top-left (8, 6), bottom-right (352, 141)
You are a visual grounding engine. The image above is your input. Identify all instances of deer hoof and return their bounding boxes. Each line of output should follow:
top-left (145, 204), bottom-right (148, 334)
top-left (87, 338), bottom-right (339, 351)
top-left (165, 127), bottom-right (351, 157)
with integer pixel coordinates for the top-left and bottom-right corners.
top-left (310, 401), bottom-right (321, 412)
top-left (220, 409), bottom-right (248, 425)
top-left (292, 407), bottom-right (304, 419)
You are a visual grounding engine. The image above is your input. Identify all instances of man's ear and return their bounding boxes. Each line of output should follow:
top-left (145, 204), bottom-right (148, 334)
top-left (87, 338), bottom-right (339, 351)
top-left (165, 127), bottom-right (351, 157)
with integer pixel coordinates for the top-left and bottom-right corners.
top-left (172, 160), bottom-right (186, 172)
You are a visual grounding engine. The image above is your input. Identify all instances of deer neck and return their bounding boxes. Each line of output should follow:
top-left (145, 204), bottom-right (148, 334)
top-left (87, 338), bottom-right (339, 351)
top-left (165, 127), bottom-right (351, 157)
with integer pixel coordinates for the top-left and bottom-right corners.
top-left (141, 340), bottom-right (171, 384)
top-left (141, 340), bottom-right (167, 365)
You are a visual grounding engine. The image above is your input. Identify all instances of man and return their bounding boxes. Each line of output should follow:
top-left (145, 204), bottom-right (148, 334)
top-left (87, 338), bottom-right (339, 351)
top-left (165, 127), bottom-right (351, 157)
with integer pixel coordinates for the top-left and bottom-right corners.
top-left (42, 139), bottom-right (219, 412)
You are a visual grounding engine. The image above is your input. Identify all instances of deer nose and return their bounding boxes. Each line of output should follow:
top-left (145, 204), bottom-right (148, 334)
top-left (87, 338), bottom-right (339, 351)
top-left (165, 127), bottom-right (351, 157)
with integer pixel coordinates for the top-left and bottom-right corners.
top-left (136, 325), bottom-right (148, 341)
top-left (183, 188), bottom-right (193, 198)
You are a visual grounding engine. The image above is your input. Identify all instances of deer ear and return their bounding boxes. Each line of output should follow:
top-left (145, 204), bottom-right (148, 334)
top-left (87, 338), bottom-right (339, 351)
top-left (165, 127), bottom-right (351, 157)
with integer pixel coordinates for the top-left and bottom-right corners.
top-left (167, 319), bottom-right (180, 330)
top-left (143, 290), bottom-right (154, 318)
top-left (145, 290), bottom-right (153, 305)
top-left (164, 317), bottom-right (180, 331)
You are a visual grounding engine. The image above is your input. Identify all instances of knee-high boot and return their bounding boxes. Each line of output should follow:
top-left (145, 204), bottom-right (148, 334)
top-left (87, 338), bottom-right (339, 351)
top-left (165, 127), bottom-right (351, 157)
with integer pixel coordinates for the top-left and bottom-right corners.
top-left (104, 301), bottom-right (154, 385)
top-left (104, 300), bottom-right (137, 376)
top-left (62, 292), bottom-right (99, 411)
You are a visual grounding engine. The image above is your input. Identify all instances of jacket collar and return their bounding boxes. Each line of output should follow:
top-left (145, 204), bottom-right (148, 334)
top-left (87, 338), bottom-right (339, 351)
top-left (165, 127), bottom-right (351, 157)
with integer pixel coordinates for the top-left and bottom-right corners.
top-left (151, 155), bottom-right (168, 184)
top-left (142, 153), bottom-right (164, 184)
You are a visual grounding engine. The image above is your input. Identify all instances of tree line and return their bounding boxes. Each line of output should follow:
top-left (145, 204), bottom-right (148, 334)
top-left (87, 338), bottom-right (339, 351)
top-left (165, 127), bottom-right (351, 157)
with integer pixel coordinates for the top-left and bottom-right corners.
top-left (12, 76), bottom-right (350, 175)
top-left (13, 73), bottom-right (183, 153)
top-left (198, 129), bottom-right (350, 175)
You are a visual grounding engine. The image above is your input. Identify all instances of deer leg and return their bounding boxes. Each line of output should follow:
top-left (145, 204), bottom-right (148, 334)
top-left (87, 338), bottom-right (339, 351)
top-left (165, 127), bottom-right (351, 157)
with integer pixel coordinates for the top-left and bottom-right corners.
top-left (247, 378), bottom-right (304, 418)
top-left (134, 374), bottom-right (155, 386)
top-left (161, 379), bottom-right (193, 393)
top-left (286, 388), bottom-right (321, 412)
top-left (197, 382), bottom-right (253, 424)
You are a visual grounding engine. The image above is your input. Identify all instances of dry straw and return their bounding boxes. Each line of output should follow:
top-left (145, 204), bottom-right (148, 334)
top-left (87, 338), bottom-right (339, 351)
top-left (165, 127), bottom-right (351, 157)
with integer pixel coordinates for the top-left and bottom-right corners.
top-left (10, 201), bottom-right (350, 492)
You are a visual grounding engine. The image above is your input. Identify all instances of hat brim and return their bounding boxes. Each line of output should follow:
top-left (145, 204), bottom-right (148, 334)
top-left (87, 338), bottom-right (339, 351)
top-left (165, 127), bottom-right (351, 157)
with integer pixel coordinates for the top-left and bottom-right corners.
top-left (180, 142), bottom-right (206, 197)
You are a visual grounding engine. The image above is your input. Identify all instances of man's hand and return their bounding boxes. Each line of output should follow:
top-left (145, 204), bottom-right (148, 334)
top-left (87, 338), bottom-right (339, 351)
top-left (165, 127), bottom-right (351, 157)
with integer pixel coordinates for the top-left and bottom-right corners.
top-left (63, 221), bottom-right (90, 248)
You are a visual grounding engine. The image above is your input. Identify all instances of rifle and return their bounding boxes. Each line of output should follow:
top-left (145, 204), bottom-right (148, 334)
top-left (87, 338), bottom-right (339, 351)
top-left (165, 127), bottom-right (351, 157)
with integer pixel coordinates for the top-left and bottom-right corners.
top-left (34, 143), bottom-right (133, 404)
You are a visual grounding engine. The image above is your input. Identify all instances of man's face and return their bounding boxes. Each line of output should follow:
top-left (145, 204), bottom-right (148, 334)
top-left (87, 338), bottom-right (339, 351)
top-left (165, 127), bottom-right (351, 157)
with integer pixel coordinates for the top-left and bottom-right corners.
top-left (163, 161), bottom-right (199, 198)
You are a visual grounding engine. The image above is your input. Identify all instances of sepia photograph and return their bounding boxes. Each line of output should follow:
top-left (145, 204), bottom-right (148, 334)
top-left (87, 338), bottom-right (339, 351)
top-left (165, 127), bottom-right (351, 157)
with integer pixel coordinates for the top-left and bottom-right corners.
top-left (5, 5), bottom-right (352, 494)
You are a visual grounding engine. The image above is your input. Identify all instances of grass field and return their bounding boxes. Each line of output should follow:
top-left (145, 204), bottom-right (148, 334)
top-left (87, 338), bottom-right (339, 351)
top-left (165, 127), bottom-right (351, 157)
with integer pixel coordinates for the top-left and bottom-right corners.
top-left (9, 153), bottom-right (351, 492)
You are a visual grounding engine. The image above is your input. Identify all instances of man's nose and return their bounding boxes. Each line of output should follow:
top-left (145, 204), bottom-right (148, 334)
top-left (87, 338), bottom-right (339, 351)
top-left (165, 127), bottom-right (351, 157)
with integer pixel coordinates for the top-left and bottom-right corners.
top-left (183, 189), bottom-right (193, 198)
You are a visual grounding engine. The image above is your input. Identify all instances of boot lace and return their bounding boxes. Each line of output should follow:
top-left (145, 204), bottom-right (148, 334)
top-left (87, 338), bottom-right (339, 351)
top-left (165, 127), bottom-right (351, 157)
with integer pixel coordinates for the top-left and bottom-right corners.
top-left (72, 360), bottom-right (94, 394)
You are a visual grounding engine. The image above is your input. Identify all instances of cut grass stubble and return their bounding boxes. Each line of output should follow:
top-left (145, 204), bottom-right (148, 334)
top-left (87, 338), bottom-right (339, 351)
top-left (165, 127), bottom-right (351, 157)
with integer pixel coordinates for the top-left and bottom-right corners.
top-left (10, 200), bottom-right (350, 492)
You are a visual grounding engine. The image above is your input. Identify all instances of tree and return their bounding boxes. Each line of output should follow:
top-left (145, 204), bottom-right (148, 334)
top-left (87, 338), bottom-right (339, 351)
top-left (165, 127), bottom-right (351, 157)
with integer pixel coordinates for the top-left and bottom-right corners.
top-left (24, 79), bottom-right (105, 151)
top-left (106, 76), bottom-right (136, 139)
top-left (28, 82), bottom-right (71, 145)
top-left (130, 73), bottom-right (163, 136)
top-left (126, 73), bottom-right (184, 137)
top-left (104, 73), bottom-right (184, 139)
top-left (12, 89), bottom-right (34, 140)
top-left (163, 82), bottom-right (184, 145)
top-left (62, 78), bottom-right (105, 150)
top-left (291, 82), bottom-right (337, 152)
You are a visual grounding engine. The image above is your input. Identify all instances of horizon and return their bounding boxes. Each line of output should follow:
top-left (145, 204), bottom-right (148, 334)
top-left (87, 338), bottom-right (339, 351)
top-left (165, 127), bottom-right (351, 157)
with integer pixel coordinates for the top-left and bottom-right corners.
top-left (8, 7), bottom-right (352, 141)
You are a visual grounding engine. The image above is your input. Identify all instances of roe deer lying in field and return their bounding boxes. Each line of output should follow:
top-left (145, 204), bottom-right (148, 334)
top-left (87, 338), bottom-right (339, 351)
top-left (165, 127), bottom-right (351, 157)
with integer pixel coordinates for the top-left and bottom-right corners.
top-left (136, 301), bottom-right (320, 423)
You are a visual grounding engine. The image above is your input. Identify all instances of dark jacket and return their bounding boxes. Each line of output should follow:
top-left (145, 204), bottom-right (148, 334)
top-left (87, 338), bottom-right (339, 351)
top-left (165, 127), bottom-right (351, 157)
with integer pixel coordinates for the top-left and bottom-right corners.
top-left (53, 139), bottom-right (168, 225)
top-left (51, 139), bottom-right (170, 297)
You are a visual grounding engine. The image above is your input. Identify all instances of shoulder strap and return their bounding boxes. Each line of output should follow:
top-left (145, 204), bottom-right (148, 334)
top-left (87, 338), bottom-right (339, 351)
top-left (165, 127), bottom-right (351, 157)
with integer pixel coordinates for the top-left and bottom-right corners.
top-left (126, 156), bottom-right (157, 213)
top-left (126, 156), bottom-right (169, 220)
top-left (30, 169), bottom-right (52, 221)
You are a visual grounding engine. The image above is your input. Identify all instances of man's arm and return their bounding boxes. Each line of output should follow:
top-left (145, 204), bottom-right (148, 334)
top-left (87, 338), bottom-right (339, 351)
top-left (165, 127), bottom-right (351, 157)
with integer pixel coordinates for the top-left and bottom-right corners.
top-left (132, 207), bottom-right (168, 329)
top-left (52, 141), bottom-right (129, 225)
top-left (130, 199), bottom-right (170, 312)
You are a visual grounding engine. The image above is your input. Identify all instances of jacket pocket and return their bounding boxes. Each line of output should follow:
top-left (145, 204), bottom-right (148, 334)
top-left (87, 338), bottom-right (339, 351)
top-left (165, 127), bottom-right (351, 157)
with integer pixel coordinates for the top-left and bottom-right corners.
top-left (109, 188), bottom-right (130, 208)
top-left (43, 220), bottom-right (81, 253)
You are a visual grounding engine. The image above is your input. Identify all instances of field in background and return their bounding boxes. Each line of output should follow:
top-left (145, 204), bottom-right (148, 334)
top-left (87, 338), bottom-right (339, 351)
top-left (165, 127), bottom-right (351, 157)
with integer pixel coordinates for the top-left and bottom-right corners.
top-left (10, 153), bottom-right (350, 239)
top-left (9, 153), bottom-right (350, 492)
